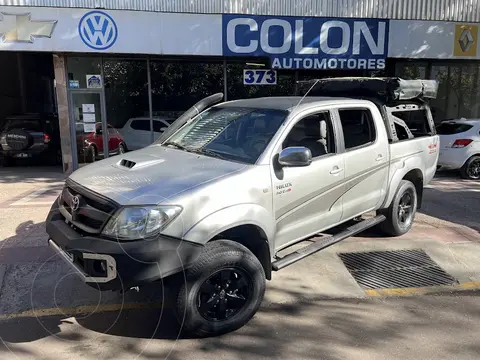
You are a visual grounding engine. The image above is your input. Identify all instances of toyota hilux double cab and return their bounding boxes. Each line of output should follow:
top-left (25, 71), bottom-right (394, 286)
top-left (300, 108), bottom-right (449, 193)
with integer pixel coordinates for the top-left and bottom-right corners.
top-left (46, 77), bottom-right (439, 337)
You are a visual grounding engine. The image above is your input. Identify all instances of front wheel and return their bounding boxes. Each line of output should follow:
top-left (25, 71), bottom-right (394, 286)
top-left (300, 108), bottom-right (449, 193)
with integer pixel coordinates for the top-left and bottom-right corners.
top-left (378, 180), bottom-right (418, 236)
top-left (175, 240), bottom-right (266, 337)
top-left (460, 155), bottom-right (480, 180)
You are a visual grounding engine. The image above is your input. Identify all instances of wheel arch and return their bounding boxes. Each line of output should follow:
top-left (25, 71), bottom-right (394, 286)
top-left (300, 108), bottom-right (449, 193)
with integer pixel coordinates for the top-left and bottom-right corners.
top-left (382, 166), bottom-right (424, 210)
top-left (182, 204), bottom-right (275, 280)
top-left (210, 224), bottom-right (272, 280)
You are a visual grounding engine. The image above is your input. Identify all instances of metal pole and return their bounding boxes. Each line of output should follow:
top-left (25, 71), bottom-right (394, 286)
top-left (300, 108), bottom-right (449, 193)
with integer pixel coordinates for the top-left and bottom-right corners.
top-left (147, 58), bottom-right (154, 144)
top-left (223, 58), bottom-right (228, 101)
top-left (100, 57), bottom-right (109, 159)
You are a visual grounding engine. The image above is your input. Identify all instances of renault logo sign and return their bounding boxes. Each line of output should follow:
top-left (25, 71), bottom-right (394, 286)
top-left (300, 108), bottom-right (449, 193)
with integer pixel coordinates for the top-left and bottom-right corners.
top-left (458, 29), bottom-right (474, 52)
top-left (0, 13), bottom-right (57, 43)
top-left (454, 24), bottom-right (478, 57)
top-left (78, 10), bottom-right (118, 50)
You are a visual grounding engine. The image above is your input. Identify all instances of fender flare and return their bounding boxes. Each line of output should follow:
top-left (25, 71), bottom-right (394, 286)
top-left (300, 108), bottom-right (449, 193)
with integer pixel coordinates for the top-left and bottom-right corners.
top-left (381, 157), bottom-right (424, 209)
top-left (183, 204), bottom-right (275, 246)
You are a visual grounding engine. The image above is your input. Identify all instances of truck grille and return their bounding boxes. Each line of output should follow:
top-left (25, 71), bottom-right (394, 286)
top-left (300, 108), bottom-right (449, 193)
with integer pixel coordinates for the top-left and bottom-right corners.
top-left (59, 180), bottom-right (119, 234)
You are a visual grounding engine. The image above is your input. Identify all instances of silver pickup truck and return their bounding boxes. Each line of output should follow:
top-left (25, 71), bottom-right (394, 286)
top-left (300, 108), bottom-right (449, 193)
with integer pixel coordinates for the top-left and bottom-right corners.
top-left (46, 77), bottom-right (439, 336)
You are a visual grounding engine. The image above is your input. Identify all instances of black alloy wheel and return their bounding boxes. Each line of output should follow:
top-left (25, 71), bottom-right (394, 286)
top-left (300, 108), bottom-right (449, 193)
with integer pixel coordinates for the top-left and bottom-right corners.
top-left (196, 268), bottom-right (252, 322)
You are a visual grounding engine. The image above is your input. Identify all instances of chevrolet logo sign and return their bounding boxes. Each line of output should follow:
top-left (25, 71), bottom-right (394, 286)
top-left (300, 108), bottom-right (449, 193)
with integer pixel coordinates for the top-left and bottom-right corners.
top-left (0, 13), bottom-right (57, 43)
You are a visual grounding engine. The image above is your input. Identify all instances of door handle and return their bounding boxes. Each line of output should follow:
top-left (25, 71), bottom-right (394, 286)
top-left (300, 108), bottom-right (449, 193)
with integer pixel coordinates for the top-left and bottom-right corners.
top-left (375, 154), bottom-right (384, 161)
top-left (330, 167), bottom-right (344, 175)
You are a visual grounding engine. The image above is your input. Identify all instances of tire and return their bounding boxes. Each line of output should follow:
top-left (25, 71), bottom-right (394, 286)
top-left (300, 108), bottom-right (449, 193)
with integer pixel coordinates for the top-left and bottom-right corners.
top-left (460, 155), bottom-right (480, 180)
top-left (175, 240), bottom-right (266, 337)
top-left (2, 156), bottom-right (15, 167)
top-left (5, 129), bottom-right (32, 151)
top-left (378, 180), bottom-right (418, 237)
top-left (85, 146), bottom-right (96, 163)
top-left (118, 143), bottom-right (126, 155)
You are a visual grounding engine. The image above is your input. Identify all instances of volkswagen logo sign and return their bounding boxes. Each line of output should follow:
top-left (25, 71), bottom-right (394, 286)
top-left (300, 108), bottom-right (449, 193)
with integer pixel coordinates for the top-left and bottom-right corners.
top-left (71, 195), bottom-right (81, 212)
top-left (78, 10), bottom-right (118, 50)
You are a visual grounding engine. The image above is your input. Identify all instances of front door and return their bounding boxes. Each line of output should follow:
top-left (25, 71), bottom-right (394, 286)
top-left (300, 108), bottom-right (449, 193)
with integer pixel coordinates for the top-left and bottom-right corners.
top-left (335, 106), bottom-right (389, 221)
top-left (69, 91), bottom-right (107, 169)
top-left (272, 110), bottom-right (345, 251)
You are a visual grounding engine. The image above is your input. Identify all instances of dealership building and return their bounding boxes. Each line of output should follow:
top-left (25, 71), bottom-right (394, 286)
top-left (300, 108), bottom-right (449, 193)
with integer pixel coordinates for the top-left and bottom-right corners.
top-left (1, 0), bottom-right (480, 173)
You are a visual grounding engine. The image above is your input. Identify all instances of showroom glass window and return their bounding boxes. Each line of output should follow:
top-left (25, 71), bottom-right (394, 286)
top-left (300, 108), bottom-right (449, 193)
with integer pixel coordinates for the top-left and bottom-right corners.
top-left (103, 59), bottom-right (150, 150)
top-left (150, 59), bottom-right (224, 119)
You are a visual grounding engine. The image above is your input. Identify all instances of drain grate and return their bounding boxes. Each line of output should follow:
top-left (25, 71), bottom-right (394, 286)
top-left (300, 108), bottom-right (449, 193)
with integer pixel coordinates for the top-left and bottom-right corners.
top-left (338, 249), bottom-right (459, 290)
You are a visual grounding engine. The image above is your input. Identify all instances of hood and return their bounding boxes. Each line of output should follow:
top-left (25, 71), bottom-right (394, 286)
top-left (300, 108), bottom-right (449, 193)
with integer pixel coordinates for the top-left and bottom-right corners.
top-left (69, 145), bottom-right (247, 205)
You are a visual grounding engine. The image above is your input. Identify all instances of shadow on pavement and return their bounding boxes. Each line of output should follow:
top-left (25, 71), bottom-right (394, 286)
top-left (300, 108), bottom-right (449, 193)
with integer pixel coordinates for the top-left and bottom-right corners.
top-left (0, 291), bottom-right (479, 360)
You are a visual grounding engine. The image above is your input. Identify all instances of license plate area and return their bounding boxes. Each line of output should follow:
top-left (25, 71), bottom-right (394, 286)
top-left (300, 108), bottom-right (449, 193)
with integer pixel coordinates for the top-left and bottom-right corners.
top-left (14, 153), bottom-right (30, 158)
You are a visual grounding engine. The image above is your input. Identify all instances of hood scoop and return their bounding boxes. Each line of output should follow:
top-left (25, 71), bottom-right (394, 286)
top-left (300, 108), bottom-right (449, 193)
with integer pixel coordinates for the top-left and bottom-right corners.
top-left (120, 159), bottom-right (136, 169)
top-left (115, 157), bottom-right (165, 170)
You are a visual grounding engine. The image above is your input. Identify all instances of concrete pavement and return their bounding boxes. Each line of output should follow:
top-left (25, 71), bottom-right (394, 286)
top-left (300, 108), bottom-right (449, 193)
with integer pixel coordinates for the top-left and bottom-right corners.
top-left (0, 293), bottom-right (479, 360)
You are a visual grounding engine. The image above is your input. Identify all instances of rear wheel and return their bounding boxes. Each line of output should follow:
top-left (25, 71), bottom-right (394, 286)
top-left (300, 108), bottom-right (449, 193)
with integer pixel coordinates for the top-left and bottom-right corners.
top-left (85, 146), bottom-right (96, 163)
top-left (378, 180), bottom-right (417, 236)
top-left (175, 240), bottom-right (266, 337)
top-left (460, 155), bottom-right (480, 180)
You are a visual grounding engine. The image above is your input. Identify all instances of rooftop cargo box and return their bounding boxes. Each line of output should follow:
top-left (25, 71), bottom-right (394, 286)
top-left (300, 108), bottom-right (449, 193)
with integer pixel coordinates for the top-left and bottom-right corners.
top-left (305, 77), bottom-right (439, 102)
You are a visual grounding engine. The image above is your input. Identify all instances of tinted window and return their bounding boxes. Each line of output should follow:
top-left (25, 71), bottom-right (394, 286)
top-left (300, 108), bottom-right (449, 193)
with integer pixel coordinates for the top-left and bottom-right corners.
top-left (283, 112), bottom-right (335, 158)
top-left (338, 109), bottom-right (376, 150)
top-left (436, 122), bottom-right (473, 135)
top-left (2, 119), bottom-right (42, 132)
top-left (130, 120), bottom-right (151, 131)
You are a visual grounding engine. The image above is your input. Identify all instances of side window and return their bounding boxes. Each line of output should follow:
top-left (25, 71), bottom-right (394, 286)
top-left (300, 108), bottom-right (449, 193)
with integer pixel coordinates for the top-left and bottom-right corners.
top-left (107, 125), bottom-right (115, 135)
top-left (130, 120), bottom-right (150, 131)
top-left (283, 111), bottom-right (336, 158)
top-left (338, 109), bottom-right (376, 150)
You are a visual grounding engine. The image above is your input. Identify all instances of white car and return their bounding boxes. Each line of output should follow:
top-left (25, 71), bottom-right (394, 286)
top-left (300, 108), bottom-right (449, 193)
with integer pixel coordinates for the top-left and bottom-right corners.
top-left (119, 117), bottom-right (174, 150)
top-left (437, 119), bottom-right (480, 179)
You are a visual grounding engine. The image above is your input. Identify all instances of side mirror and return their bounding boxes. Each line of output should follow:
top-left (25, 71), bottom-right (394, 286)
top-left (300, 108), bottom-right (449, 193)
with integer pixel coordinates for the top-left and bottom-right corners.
top-left (278, 147), bottom-right (312, 167)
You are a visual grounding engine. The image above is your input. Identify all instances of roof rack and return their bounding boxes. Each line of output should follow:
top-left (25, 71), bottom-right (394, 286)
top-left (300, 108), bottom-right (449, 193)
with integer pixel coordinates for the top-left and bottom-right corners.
top-left (299, 77), bottom-right (439, 102)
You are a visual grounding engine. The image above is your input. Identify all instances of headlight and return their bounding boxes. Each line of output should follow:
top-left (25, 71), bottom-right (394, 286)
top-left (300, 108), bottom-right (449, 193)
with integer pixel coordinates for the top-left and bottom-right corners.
top-left (102, 205), bottom-right (182, 240)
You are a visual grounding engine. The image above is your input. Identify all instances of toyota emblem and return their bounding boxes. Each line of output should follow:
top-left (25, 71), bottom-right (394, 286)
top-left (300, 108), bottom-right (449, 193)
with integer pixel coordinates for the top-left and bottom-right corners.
top-left (71, 196), bottom-right (80, 212)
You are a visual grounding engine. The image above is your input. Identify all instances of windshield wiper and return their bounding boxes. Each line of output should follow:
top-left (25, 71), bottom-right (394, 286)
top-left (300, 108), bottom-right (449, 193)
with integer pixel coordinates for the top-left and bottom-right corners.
top-left (163, 141), bottom-right (192, 152)
top-left (197, 148), bottom-right (227, 160)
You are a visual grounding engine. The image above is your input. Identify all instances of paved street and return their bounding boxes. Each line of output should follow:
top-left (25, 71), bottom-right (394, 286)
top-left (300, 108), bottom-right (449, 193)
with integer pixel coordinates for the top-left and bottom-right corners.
top-left (0, 167), bottom-right (479, 360)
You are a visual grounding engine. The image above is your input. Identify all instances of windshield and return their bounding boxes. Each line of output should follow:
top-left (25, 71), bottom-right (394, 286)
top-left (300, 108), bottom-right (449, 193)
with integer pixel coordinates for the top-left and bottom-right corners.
top-left (162, 106), bottom-right (288, 164)
top-left (436, 122), bottom-right (473, 135)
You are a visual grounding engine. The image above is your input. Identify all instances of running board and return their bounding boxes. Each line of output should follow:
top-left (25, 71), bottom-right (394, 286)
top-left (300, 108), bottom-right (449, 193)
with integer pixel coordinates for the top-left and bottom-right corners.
top-left (272, 215), bottom-right (386, 271)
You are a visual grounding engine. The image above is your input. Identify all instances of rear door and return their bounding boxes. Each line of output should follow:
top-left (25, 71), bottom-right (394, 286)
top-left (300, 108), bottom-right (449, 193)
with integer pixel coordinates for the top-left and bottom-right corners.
top-left (334, 105), bottom-right (389, 221)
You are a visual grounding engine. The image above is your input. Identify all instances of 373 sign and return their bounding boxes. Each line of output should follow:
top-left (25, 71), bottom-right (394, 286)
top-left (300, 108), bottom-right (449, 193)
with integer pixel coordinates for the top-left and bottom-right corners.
top-left (243, 69), bottom-right (277, 85)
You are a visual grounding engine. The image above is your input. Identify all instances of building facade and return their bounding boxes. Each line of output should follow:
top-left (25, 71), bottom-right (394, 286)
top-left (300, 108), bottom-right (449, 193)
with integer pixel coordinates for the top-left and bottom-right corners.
top-left (1, 0), bottom-right (480, 173)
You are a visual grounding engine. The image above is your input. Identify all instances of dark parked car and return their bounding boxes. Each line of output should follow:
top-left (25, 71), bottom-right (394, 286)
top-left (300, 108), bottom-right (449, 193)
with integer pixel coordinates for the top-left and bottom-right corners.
top-left (0, 113), bottom-right (62, 166)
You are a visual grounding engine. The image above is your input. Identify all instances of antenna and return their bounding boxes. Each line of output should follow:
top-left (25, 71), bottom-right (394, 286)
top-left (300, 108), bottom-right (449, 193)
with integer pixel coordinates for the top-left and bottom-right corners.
top-left (292, 78), bottom-right (321, 114)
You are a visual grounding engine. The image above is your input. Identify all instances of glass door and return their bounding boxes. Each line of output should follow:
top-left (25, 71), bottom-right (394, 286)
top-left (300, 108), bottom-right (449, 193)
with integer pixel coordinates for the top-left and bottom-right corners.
top-left (69, 91), bottom-right (108, 169)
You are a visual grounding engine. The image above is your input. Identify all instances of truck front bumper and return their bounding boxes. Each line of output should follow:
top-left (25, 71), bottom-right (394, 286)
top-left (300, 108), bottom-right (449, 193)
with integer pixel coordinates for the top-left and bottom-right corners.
top-left (46, 203), bottom-right (203, 291)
